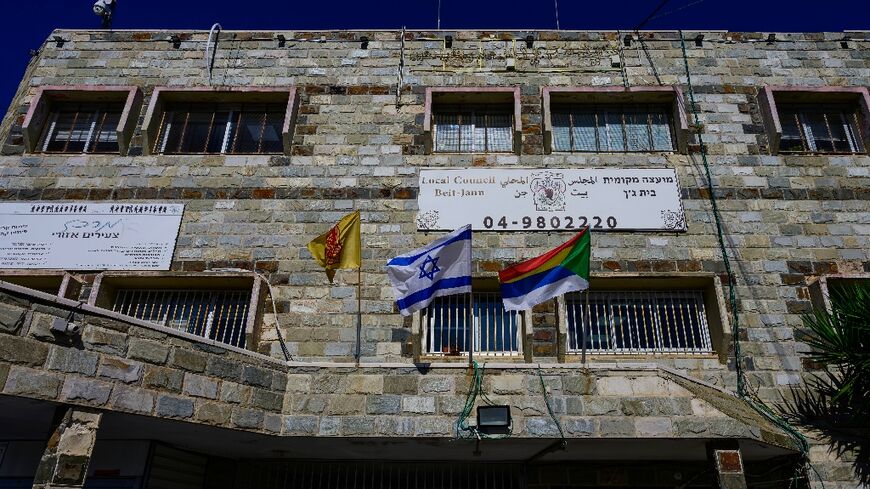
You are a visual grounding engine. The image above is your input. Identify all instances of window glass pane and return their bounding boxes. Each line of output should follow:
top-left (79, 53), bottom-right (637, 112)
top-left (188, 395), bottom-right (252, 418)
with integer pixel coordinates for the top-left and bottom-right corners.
top-left (90, 112), bottom-right (121, 153)
top-left (260, 111), bottom-right (285, 153)
top-left (161, 111), bottom-right (187, 153)
top-left (625, 109), bottom-right (651, 151)
top-left (572, 111), bottom-right (597, 151)
top-left (804, 112), bottom-right (834, 152)
top-left (552, 112), bottom-right (572, 152)
top-left (458, 112), bottom-right (474, 153)
top-left (434, 113), bottom-right (460, 152)
top-left (47, 110), bottom-right (94, 153)
top-left (650, 110), bottom-right (673, 151)
top-left (232, 111), bottom-right (268, 153)
top-left (473, 113), bottom-right (487, 152)
top-left (205, 111), bottom-right (230, 153)
top-left (603, 110), bottom-right (625, 151)
top-left (827, 111), bottom-right (856, 153)
top-left (486, 114), bottom-right (512, 152)
top-left (178, 111), bottom-right (217, 153)
top-left (778, 109), bottom-right (805, 152)
top-left (424, 295), bottom-right (469, 353)
top-left (475, 293), bottom-right (518, 352)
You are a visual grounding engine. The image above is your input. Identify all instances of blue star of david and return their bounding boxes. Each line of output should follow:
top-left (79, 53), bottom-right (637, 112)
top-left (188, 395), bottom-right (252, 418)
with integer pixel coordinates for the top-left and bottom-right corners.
top-left (418, 255), bottom-right (441, 280)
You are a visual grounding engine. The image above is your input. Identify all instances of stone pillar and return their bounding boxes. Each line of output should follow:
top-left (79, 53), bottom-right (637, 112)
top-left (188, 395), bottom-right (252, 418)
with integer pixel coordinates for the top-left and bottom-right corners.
top-left (33, 406), bottom-right (102, 489)
top-left (707, 441), bottom-right (748, 489)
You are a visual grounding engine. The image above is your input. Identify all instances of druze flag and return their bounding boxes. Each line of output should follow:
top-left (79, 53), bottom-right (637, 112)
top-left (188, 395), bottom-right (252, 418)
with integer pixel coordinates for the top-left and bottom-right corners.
top-left (385, 225), bottom-right (472, 316)
top-left (307, 211), bottom-right (361, 283)
top-left (498, 227), bottom-right (591, 311)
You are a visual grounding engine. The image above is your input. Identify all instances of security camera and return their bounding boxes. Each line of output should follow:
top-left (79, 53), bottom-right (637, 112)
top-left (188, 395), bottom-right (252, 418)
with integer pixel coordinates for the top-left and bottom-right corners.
top-left (93, 0), bottom-right (115, 16)
top-left (51, 317), bottom-right (82, 337)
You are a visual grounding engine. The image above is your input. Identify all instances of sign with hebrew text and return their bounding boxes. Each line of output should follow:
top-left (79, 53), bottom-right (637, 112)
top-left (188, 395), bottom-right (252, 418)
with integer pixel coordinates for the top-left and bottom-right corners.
top-left (0, 202), bottom-right (184, 270)
top-left (416, 168), bottom-right (686, 232)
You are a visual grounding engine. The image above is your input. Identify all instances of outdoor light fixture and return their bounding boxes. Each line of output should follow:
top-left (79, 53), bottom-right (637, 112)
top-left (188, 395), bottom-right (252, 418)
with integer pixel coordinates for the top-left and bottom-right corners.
top-left (525, 35), bottom-right (534, 49)
top-left (477, 405), bottom-right (511, 435)
top-left (169, 35), bottom-right (182, 49)
top-left (444, 35), bottom-right (453, 48)
top-left (694, 34), bottom-right (704, 47)
top-left (360, 36), bottom-right (369, 49)
top-left (623, 34), bottom-right (632, 47)
top-left (276, 34), bottom-right (286, 47)
top-left (767, 33), bottom-right (776, 44)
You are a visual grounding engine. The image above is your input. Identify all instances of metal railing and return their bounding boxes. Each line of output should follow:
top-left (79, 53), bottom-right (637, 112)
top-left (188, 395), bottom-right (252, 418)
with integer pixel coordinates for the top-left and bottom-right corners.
top-left (421, 292), bottom-right (522, 356)
top-left (112, 288), bottom-right (251, 348)
top-left (565, 290), bottom-right (712, 355)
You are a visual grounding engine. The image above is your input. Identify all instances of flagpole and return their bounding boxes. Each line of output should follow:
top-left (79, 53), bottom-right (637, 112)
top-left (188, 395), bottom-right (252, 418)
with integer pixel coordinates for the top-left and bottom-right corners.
top-left (467, 291), bottom-right (474, 368)
top-left (355, 266), bottom-right (362, 366)
top-left (582, 288), bottom-right (589, 366)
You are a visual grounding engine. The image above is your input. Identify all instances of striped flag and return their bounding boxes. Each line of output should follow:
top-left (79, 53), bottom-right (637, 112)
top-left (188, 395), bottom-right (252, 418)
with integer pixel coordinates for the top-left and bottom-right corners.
top-left (385, 225), bottom-right (472, 316)
top-left (498, 228), bottom-right (591, 311)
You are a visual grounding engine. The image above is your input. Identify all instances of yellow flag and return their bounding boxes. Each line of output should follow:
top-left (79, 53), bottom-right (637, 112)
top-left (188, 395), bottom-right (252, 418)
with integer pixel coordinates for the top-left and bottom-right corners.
top-left (307, 211), bottom-right (361, 282)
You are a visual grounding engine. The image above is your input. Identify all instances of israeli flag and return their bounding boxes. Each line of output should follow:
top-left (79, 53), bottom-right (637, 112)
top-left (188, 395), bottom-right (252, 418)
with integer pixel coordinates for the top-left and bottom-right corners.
top-left (386, 225), bottom-right (472, 316)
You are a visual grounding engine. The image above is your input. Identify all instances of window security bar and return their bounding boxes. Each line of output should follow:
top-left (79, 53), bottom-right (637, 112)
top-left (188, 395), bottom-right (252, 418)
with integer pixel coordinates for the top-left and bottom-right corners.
top-left (566, 290), bottom-right (712, 354)
top-left (39, 103), bottom-right (121, 154)
top-left (421, 292), bottom-right (522, 356)
top-left (433, 105), bottom-right (513, 153)
top-left (778, 105), bottom-right (865, 155)
top-left (551, 104), bottom-right (674, 153)
top-left (154, 103), bottom-right (284, 155)
top-left (236, 460), bottom-right (525, 489)
top-left (112, 288), bottom-right (251, 348)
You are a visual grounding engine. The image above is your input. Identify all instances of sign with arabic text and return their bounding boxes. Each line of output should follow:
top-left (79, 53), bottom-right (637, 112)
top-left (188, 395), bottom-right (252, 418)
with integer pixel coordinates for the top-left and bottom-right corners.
top-left (416, 168), bottom-right (686, 232)
top-left (0, 202), bottom-right (184, 270)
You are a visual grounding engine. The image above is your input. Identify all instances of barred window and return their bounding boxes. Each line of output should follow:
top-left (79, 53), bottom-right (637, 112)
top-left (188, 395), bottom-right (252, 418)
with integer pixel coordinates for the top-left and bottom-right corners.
top-left (38, 103), bottom-right (123, 154)
top-left (566, 290), bottom-right (712, 354)
top-left (154, 103), bottom-right (284, 155)
top-left (421, 292), bottom-right (522, 356)
top-left (112, 288), bottom-right (252, 348)
top-left (433, 105), bottom-right (513, 153)
top-left (778, 104), bottom-right (865, 154)
top-left (552, 105), bottom-right (674, 152)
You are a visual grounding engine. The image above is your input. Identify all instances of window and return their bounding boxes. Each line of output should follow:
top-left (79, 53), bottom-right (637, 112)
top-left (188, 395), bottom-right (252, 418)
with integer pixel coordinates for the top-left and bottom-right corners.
top-left (777, 104), bottom-right (865, 154)
top-left (758, 86), bottom-right (870, 155)
top-left (141, 87), bottom-right (298, 156)
top-left (433, 106), bottom-right (513, 153)
top-left (112, 288), bottom-right (252, 348)
top-left (153, 103), bottom-right (284, 155)
top-left (565, 289), bottom-right (714, 355)
top-left (89, 272), bottom-right (265, 350)
top-left (424, 87), bottom-right (521, 154)
top-left (21, 86), bottom-right (142, 155)
top-left (37, 103), bottom-right (123, 154)
top-left (552, 105), bottom-right (674, 152)
top-left (542, 86), bottom-right (689, 154)
top-left (420, 292), bottom-right (523, 357)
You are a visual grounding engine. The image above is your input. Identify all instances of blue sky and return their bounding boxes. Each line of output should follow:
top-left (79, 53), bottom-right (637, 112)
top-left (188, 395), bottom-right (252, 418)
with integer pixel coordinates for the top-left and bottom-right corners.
top-left (0, 0), bottom-right (865, 114)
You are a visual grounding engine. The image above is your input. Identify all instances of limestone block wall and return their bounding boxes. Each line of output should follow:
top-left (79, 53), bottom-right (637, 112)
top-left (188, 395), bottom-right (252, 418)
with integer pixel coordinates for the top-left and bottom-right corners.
top-left (0, 29), bottom-right (867, 405)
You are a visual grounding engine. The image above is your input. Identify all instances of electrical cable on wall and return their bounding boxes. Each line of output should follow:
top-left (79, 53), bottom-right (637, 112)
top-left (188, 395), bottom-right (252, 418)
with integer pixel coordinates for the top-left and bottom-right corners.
top-left (677, 30), bottom-right (824, 488)
top-left (206, 23), bottom-right (222, 84)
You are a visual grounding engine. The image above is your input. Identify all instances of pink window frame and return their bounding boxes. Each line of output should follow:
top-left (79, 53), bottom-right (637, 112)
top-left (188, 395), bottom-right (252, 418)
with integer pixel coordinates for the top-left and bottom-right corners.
top-left (424, 87), bottom-right (523, 154)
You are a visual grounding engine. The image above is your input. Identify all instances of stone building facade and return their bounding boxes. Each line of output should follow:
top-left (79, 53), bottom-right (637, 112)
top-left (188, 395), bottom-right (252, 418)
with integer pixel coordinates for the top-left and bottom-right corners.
top-left (0, 28), bottom-right (868, 489)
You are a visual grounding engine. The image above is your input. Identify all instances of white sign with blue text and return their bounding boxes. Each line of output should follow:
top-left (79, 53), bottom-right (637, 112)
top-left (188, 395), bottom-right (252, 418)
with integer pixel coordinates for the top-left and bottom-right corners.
top-left (416, 168), bottom-right (686, 232)
top-left (0, 202), bottom-right (184, 270)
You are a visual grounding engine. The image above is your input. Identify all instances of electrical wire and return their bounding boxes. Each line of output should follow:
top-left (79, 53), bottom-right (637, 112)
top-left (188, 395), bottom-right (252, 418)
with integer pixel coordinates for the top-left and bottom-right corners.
top-left (456, 361), bottom-right (512, 440)
top-left (537, 364), bottom-right (567, 447)
top-left (633, 0), bottom-right (673, 31)
top-left (677, 30), bottom-right (824, 489)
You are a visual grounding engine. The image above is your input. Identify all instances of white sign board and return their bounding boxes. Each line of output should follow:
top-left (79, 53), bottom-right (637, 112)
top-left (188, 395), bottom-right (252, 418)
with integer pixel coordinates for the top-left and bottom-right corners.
top-left (0, 202), bottom-right (184, 270)
top-left (417, 168), bottom-right (686, 232)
